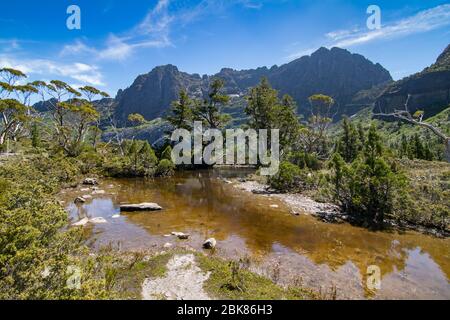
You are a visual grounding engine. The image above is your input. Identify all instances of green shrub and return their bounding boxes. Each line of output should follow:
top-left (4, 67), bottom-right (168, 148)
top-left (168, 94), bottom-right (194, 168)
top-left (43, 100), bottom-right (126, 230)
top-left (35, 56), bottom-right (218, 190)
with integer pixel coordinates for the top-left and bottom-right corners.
top-left (77, 150), bottom-right (104, 174)
top-left (102, 140), bottom-right (157, 177)
top-left (268, 161), bottom-right (308, 192)
top-left (155, 159), bottom-right (175, 177)
top-left (328, 125), bottom-right (408, 226)
top-left (160, 145), bottom-right (173, 161)
top-left (287, 151), bottom-right (322, 170)
top-left (0, 157), bottom-right (113, 299)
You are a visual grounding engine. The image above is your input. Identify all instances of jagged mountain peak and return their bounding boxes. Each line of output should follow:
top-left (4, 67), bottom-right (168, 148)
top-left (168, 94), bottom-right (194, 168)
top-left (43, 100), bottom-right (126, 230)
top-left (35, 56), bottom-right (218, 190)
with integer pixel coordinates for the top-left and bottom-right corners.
top-left (114, 47), bottom-right (393, 122)
top-left (432, 43), bottom-right (450, 70)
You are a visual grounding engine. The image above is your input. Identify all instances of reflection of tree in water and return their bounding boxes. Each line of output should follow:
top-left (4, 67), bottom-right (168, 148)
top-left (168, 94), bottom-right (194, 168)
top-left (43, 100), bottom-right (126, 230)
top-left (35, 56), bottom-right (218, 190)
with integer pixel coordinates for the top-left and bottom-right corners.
top-left (72, 172), bottom-right (449, 297)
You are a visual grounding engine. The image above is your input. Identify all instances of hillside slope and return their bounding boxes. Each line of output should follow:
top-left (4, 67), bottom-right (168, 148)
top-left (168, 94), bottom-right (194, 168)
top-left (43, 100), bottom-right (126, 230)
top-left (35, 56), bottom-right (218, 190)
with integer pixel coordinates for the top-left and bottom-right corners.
top-left (374, 44), bottom-right (450, 118)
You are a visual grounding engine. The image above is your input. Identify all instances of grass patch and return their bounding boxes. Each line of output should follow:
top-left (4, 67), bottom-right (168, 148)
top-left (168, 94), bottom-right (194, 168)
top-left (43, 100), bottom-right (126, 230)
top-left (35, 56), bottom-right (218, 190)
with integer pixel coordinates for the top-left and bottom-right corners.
top-left (394, 159), bottom-right (450, 232)
top-left (195, 253), bottom-right (320, 300)
top-left (114, 251), bottom-right (173, 300)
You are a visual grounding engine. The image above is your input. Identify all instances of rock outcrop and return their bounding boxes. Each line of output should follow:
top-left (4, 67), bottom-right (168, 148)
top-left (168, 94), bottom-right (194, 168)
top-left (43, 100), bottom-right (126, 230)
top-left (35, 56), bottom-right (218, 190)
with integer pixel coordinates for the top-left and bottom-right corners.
top-left (374, 44), bottom-right (450, 118)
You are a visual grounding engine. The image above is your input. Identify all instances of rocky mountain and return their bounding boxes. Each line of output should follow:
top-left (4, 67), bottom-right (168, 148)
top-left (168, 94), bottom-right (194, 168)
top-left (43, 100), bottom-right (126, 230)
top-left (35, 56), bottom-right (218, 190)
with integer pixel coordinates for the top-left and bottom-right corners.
top-left (114, 65), bottom-right (205, 122)
top-left (374, 44), bottom-right (450, 118)
top-left (32, 98), bottom-right (58, 112)
top-left (114, 47), bottom-right (393, 123)
top-left (33, 97), bottom-right (115, 113)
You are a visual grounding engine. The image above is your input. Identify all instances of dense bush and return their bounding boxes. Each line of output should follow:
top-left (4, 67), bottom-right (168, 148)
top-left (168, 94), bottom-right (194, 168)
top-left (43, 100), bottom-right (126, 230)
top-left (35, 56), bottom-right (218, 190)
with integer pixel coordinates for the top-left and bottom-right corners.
top-left (328, 125), bottom-right (408, 226)
top-left (0, 156), bottom-right (113, 299)
top-left (268, 161), bottom-right (311, 192)
top-left (287, 151), bottom-right (322, 170)
top-left (398, 134), bottom-right (435, 161)
top-left (155, 159), bottom-right (175, 177)
top-left (103, 140), bottom-right (158, 177)
top-left (160, 145), bottom-right (173, 161)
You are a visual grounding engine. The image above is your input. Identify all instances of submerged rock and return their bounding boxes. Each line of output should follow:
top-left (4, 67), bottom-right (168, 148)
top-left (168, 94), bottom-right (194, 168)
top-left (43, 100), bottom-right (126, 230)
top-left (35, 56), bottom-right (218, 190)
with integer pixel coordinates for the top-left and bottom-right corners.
top-left (172, 232), bottom-right (190, 240)
top-left (90, 217), bottom-right (108, 224)
top-left (120, 203), bottom-right (163, 212)
top-left (72, 217), bottom-right (89, 227)
top-left (92, 190), bottom-right (106, 195)
top-left (83, 178), bottom-right (98, 186)
top-left (203, 238), bottom-right (217, 249)
top-left (74, 197), bottom-right (86, 204)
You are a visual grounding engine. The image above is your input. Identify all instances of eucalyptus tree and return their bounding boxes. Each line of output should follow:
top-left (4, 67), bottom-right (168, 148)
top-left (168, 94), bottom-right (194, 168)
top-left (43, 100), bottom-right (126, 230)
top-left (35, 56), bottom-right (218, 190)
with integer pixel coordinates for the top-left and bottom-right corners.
top-left (79, 86), bottom-right (109, 148)
top-left (32, 80), bottom-right (105, 156)
top-left (0, 68), bottom-right (34, 151)
top-left (128, 113), bottom-right (147, 127)
top-left (297, 94), bottom-right (335, 159)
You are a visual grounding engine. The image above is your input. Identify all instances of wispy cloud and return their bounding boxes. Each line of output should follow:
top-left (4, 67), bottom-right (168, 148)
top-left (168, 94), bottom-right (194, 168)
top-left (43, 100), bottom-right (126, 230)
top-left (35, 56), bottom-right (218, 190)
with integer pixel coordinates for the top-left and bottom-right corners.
top-left (287, 4), bottom-right (450, 60)
top-left (238, 0), bottom-right (264, 10)
top-left (329, 4), bottom-right (450, 47)
top-left (61, 0), bottom-right (267, 61)
top-left (0, 39), bottom-right (21, 52)
top-left (0, 56), bottom-right (105, 86)
top-left (61, 0), bottom-right (173, 61)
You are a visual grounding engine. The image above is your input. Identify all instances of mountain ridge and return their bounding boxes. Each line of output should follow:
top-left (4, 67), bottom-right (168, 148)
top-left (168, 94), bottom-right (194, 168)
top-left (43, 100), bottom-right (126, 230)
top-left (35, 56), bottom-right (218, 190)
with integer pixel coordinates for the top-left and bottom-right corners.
top-left (114, 47), bottom-right (393, 123)
top-left (374, 43), bottom-right (450, 118)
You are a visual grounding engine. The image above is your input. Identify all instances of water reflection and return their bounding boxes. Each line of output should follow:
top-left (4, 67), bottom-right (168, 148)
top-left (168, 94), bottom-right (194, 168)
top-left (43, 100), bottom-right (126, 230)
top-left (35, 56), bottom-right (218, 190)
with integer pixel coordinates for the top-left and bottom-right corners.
top-left (64, 169), bottom-right (450, 299)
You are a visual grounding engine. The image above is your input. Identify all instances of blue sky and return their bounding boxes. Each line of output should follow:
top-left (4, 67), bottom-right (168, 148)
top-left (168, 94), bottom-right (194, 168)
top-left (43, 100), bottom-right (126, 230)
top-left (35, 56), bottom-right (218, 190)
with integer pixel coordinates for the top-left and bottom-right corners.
top-left (1, 0), bottom-right (449, 96)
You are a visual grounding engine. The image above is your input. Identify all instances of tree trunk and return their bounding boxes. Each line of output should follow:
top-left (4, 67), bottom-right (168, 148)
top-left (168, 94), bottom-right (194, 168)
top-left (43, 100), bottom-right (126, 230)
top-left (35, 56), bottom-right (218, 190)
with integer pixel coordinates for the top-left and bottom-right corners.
top-left (445, 139), bottom-right (450, 163)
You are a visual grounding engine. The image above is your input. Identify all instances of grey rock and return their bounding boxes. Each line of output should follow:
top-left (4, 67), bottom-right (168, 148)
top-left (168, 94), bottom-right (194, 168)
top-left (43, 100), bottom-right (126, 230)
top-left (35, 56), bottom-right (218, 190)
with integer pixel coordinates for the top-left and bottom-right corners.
top-left (83, 178), bottom-right (98, 186)
top-left (74, 197), bottom-right (86, 204)
top-left (203, 238), bottom-right (217, 249)
top-left (120, 203), bottom-right (163, 212)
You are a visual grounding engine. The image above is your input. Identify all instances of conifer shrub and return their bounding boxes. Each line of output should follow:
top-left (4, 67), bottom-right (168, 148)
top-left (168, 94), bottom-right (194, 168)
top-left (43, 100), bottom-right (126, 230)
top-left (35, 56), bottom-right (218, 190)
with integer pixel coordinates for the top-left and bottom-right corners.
top-left (268, 161), bottom-right (310, 192)
top-left (155, 159), bottom-right (175, 177)
top-left (328, 124), bottom-right (408, 226)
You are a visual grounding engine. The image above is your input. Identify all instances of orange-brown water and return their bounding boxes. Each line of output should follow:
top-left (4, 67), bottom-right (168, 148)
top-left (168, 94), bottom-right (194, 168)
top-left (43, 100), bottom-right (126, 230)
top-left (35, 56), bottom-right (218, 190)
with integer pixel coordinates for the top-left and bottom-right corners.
top-left (62, 169), bottom-right (450, 299)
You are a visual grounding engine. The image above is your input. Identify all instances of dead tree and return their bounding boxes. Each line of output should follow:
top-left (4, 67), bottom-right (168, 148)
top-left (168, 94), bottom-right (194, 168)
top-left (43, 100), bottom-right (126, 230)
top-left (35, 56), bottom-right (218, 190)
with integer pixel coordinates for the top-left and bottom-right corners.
top-left (374, 95), bottom-right (450, 162)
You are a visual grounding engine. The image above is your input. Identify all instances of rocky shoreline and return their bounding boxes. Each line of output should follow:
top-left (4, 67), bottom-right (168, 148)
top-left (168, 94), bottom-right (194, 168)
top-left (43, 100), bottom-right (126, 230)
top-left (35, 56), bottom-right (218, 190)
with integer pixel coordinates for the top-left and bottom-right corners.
top-left (234, 180), bottom-right (341, 218)
top-left (233, 178), bottom-right (449, 238)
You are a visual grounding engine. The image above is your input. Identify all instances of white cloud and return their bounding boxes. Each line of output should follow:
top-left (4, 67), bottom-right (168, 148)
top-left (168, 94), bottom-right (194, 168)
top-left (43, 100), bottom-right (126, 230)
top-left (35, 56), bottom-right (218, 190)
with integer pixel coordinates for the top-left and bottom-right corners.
top-left (61, 0), bottom-right (173, 61)
top-left (238, 0), bottom-right (263, 10)
top-left (330, 4), bottom-right (450, 47)
top-left (0, 56), bottom-right (105, 87)
top-left (61, 0), bottom-right (266, 61)
top-left (285, 48), bottom-right (316, 61)
top-left (0, 39), bottom-right (21, 52)
top-left (287, 4), bottom-right (450, 60)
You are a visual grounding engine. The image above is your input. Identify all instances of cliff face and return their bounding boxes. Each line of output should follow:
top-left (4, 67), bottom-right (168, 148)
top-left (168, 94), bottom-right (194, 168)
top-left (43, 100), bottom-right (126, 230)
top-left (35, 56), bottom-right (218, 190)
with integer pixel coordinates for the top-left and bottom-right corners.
top-left (114, 47), bottom-right (392, 122)
top-left (267, 47), bottom-right (392, 116)
top-left (374, 44), bottom-right (450, 118)
top-left (114, 65), bottom-right (204, 122)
